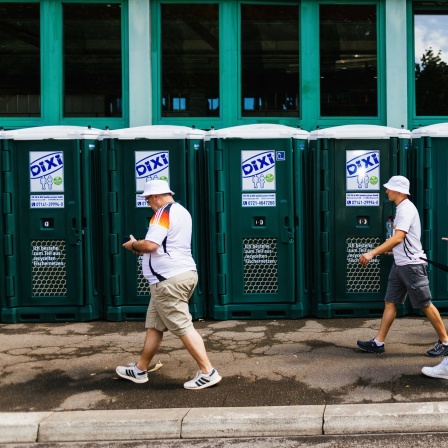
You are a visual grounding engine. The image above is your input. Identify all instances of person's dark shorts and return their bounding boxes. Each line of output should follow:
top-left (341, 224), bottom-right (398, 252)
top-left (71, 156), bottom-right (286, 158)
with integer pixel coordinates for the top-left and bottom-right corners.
top-left (384, 262), bottom-right (432, 309)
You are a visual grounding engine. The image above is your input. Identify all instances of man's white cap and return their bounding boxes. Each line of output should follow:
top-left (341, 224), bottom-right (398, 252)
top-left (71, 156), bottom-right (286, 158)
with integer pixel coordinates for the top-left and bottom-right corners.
top-left (383, 175), bottom-right (410, 195)
top-left (140, 179), bottom-right (175, 197)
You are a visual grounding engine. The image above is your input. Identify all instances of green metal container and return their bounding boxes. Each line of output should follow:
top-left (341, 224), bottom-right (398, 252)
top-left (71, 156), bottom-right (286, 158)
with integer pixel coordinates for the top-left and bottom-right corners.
top-left (411, 124), bottom-right (448, 315)
top-left (101, 125), bottom-right (206, 321)
top-left (205, 124), bottom-right (310, 320)
top-left (309, 124), bottom-right (411, 318)
top-left (1, 126), bottom-right (103, 323)
top-left (0, 129), bottom-right (7, 319)
top-left (293, 131), bottom-right (312, 318)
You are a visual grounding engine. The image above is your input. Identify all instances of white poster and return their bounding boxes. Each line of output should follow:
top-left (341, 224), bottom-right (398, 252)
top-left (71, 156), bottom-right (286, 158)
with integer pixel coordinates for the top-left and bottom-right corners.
top-left (346, 192), bottom-right (380, 207)
top-left (242, 193), bottom-right (276, 207)
top-left (241, 150), bottom-right (276, 191)
top-left (30, 194), bottom-right (64, 209)
top-left (29, 151), bottom-right (64, 193)
top-left (136, 194), bottom-right (149, 208)
top-left (135, 151), bottom-right (169, 192)
top-left (346, 150), bottom-right (380, 191)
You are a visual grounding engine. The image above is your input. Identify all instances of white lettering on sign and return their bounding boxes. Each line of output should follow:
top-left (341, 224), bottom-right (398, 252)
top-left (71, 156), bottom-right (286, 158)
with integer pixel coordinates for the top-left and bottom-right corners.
top-left (31, 244), bottom-right (65, 267)
top-left (243, 243), bottom-right (277, 265)
top-left (346, 241), bottom-right (380, 264)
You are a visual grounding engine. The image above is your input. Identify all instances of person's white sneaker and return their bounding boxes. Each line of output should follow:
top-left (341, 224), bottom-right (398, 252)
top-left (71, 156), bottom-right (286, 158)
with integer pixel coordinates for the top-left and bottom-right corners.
top-left (116, 363), bottom-right (148, 384)
top-left (421, 357), bottom-right (448, 379)
top-left (184, 368), bottom-right (222, 390)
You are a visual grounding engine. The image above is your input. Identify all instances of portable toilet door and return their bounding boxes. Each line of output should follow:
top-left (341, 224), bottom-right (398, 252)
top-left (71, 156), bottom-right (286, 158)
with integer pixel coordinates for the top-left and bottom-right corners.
top-left (411, 123), bottom-right (448, 315)
top-left (0, 128), bottom-right (7, 321)
top-left (204, 124), bottom-right (310, 320)
top-left (308, 124), bottom-right (411, 318)
top-left (1, 126), bottom-right (103, 323)
top-left (101, 125), bottom-right (206, 321)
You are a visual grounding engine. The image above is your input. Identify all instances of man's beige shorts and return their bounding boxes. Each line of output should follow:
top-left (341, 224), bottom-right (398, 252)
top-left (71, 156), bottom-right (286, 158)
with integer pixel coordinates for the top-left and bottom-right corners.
top-left (146, 271), bottom-right (198, 337)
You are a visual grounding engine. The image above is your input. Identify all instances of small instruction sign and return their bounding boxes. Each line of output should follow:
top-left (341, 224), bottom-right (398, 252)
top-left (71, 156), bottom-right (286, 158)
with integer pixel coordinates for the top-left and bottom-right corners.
top-left (242, 193), bottom-right (276, 207)
top-left (32, 244), bottom-right (65, 267)
top-left (136, 195), bottom-right (150, 208)
top-left (347, 240), bottom-right (379, 264)
top-left (30, 195), bottom-right (64, 209)
top-left (243, 241), bottom-right (277, 265)
top-left (346, 193), bottom-right (379, 207)
top-left (276, 151), bottom-right (285, 161)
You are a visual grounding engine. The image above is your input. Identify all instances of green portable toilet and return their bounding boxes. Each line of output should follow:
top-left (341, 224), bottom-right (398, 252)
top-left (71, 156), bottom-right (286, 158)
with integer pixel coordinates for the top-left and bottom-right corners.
top-left (205, 123), bottom-right (310, 320)
top-left (0, 129), bottom-right (7, 319)
top-left (1, 126), bottom-right (103, 323)
top-left (411, 123), bottom-right (448, 315)
top-left (101, 125), bottom-right (206, 321)
top-left (293, 130), bottom-right (312, 318)
top-left (309, 124), bottom-right (411, 318)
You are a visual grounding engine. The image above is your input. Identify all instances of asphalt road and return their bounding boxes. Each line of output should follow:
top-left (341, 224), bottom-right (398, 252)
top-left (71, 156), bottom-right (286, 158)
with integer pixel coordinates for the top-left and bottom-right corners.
top-left (1, 316), bottom-right (448, 413)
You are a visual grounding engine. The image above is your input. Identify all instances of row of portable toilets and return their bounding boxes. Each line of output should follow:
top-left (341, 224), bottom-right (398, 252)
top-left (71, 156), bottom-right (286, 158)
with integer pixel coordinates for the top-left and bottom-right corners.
top-left (1, 123), bottom-right (448, 323)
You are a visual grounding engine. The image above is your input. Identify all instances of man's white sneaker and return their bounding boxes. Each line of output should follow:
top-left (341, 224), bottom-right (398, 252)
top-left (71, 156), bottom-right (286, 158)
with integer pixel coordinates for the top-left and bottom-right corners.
top-left (184, 368), bottom-right (222, 390)
top-left (421, 357), bottom-right (448, 379)
top-left (116, 363), bottom-right (148, 384)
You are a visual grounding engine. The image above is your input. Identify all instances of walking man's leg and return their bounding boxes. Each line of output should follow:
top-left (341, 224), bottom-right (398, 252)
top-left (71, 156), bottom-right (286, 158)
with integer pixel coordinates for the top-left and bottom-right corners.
top-left (376, 302), bottom-right (398, 342)
top-left (136, 328), bottom-right (164, 371)
top-left (180, 328), bottom-right (213, 373)
top-left (421, 307), bottom-right (448, 376)
top-left (422, 304), bottom-right (448, 357)
top-left (421, 304), bottom-right (448, 342)
top-left (115, 297), bottom-right (164, 384)
top-left (357, 302), bottom-right (397, 354)
top-left (181, 328), bottom-right (222, 390)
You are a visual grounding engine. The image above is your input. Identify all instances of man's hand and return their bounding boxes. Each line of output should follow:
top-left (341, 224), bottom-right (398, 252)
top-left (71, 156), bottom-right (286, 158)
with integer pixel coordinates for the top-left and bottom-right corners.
top-left (359, 251), bottom-right (374, 266)
top-left (123, 234), bottom-right (141, 255)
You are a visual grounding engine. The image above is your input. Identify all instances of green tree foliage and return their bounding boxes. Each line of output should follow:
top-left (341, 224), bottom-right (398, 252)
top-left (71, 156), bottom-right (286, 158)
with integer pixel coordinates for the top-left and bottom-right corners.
top-left (415, 47), bottom-right (448, 115)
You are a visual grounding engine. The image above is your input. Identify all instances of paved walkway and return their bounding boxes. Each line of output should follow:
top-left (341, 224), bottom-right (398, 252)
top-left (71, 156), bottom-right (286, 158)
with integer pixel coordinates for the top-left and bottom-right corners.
top-left (1, 317), bottom-right (448, 444)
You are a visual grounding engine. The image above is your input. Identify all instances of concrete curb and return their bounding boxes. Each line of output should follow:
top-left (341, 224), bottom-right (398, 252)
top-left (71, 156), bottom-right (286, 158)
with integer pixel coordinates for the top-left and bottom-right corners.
top-left (1, 402), bottom-right (448, 443)
top-left (0, 413), bottom-right (52, 443)
top-left (182, 406), bottom-right (324, 438)
top-left (38, 408), bottom-right (190, 442)
top-left (324, 402), bottom-right (448, 434)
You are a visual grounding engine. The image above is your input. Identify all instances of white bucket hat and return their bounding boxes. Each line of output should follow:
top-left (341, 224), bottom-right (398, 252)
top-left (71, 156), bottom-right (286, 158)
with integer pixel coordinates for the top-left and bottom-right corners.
top-left (139, 179), bottom-right (175, 197)
top-left (383, 176), bottom-right (410, 195)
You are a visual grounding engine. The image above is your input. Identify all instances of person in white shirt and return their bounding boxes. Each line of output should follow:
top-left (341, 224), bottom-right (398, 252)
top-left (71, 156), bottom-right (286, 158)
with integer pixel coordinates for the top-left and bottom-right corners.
top-left (356, 176), bottom-right (448, 358)
top-left (422, 236), bottom-right (448, 380)
top-left (116, 179), bottom-right (221, 390)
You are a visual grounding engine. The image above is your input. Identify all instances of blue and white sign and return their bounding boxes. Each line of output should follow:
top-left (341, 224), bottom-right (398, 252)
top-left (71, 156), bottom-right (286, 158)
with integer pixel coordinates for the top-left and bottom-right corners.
top-left (136, 195), bottom-right (149, 208)
top-left (242, 193), bottom-right (276, 207)
top-left (346, 193), bottom-right (380, 207)
top-left (276, 151), bottom-right (285, 161)
top-left (241, 150), bottom-right (276, 191)
top-left (346, 150), bottom-right (380, 191)
top-left (30, 194), bottom-right (65, 209)
top-left (135, 151), bottom-right (170, 192)
top-left (30, 151), bottom-right (64, 193)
